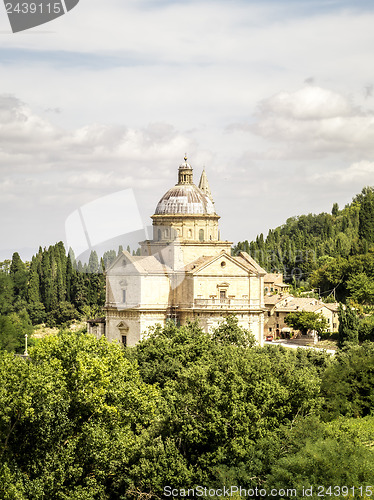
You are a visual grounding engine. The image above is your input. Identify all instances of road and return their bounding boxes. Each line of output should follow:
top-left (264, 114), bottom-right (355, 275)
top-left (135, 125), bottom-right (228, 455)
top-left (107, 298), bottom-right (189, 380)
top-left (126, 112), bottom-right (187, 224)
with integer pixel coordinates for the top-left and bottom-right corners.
top-left (264, 339), bottom-right (336, 355)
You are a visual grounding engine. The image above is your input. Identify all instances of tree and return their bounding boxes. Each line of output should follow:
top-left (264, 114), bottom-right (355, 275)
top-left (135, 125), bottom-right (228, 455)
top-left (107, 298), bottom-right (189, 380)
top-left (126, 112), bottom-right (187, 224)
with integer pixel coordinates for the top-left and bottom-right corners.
top-left (133, 320), bottom-right (212, 387)
top-left (359, 188), bottom-right (374, 243)
top-left (87, 250), bottom-right (99, 274)
top-left (27, 257), bottom-right (40, 304)
top-left (358, 315), bottom-right (374, 342)
top-left (285, 311), bottom-right (328, 335)
top-left (0, 332), bottom-right (175, 499)
top-left (0, 273), bottom-right (14, 315)
top-left (346, 273), bottom-right (374, 304)
top-left (321, 343), bottom-right (374, 419)
top-left (102, 250), bottom-right (116, 270)
top-left (331, 202), bottom-right (339, 216)
top-left (338, 303), bottom-right (359, 348)
top-left (266, 415), bottom-right (374, 495)
top-left (132, 321), bottom-right (323, 489)
top-left (0, 310), bottom-right (32, 353)
top-left (46, 301), bottom-right (79, 327)
top-left (65, 253), bottom-right (74, 302)
top-left (9, 252), bottom-right (27, 300)
top-left (26, 302), bottom-right (46, 325)
top-left (211, 315), bottom-right (255, 347)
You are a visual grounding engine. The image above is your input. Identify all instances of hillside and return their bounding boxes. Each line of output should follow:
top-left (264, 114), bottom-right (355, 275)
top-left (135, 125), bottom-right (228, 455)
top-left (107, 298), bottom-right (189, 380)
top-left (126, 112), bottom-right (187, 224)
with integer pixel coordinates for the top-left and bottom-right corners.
top-left (233, 186), bottom-right (374, 303)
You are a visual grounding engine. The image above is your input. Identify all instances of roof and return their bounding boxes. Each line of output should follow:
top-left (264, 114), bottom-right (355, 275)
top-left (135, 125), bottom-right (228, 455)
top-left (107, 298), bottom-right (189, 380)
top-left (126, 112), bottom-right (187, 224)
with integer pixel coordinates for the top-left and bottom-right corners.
top-left (184, 256), bottom-right (213, 272)
top-left (183, 250), bottom-right (265, 276)
top-left (264, 294), bottom-right (287, 305)
top-left (155, 183), bottom-right (215, 215)
top-left (129, 254), bottom-right (173, 273)
top-left (264, 273), bottom-right (285, 283)
top-left (265, 295), bottom-right (339, 313)
top-left (107, 250), bottom-right (172, 275)
top-left (236, 252), bottom-right (267, 275)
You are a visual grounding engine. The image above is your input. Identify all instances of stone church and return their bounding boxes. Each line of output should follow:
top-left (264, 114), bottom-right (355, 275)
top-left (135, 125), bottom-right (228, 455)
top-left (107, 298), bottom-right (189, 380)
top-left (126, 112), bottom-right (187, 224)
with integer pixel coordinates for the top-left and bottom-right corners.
top-left (102, 157), bottom-right (266, 346)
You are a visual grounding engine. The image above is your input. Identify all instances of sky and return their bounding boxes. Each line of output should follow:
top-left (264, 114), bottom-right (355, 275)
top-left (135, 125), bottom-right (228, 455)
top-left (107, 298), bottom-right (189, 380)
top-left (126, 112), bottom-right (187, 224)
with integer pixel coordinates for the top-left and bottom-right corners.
top-left (1, 0), bottom-right (374, 260)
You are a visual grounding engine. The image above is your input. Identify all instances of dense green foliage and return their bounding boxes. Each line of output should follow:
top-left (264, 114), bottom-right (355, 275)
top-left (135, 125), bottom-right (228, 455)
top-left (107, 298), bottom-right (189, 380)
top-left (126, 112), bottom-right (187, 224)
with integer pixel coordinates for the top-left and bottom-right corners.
top-left (233, 187), bottom-right (374, 305)
top-left (0, 243), bottom-right (109, 352)
top-left (338, 303), bottom-right (359, 348)
top-left (285, 310), bottom-right (328, 335)
top-left (2, 185), bottom-right (374, 496)
top-left (1, 320), bottom-right (373, 499)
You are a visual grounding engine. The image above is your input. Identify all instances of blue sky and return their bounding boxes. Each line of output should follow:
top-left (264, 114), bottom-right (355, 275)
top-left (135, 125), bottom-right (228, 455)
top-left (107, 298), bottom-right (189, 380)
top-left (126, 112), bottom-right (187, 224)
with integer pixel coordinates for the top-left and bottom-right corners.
top-left (1, 0), bottom-right (374, 260)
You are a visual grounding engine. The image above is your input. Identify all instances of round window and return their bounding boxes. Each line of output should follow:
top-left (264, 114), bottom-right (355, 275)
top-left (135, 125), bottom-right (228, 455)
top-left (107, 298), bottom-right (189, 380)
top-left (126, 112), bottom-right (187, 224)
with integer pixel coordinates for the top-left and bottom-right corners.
top-left (221, 261), bottom-right (226, 268)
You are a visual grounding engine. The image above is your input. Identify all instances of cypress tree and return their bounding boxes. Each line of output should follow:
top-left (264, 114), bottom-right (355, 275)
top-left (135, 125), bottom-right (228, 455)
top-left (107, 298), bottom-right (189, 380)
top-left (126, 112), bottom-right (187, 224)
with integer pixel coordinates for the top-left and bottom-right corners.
top-left (103, 250), bottom-right (116, 269)
top-left (331, 202), bottom-right (339, 217)
top-left (9, 252), bottom-right (27, 299)
top-left (56, 253), bottom-right (65, 303)
top-left (358, 189), bottom-right (374, 243)
top-left (27, 257), bottom-right (40, 304)
top-left (0, 272), bottom-right (14, 315)
top-left (88, 251), bottom-right (99, 274)
top-left (66, 254), bottom-right (74, 302)
top-left (338, 303), bottom-right (359, 348)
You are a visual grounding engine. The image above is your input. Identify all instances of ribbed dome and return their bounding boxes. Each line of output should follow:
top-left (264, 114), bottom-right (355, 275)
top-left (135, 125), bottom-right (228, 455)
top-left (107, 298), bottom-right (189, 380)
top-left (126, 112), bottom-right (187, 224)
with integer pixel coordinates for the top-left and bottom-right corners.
top-left (155, 184), bottom-right (215, 215)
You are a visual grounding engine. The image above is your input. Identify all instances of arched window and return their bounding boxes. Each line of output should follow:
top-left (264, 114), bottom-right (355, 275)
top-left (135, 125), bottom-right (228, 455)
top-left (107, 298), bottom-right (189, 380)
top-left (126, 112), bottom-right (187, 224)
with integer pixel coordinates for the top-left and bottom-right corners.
top-left (188, 229), bottom-right (192, 238)
top-left (199, 229), bottom-right (204, 241)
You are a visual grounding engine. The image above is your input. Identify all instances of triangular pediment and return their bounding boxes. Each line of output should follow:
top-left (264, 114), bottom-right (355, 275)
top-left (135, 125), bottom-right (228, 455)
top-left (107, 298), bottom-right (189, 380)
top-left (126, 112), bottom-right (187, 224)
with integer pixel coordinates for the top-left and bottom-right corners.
top-left (190, 251), bottom-right (257, 276)
top-left (117, 321), bottom-right (129, 331)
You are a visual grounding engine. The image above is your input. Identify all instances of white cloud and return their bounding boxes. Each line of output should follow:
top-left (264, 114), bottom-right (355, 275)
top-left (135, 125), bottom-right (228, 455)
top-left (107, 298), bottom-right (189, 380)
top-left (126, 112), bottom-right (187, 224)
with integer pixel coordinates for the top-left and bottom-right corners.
top-left (257, 87), bottom-right (355, 120)
top-left (236, 86), bottom-right (374, 159)
top-left (310, 160), bottom-right (374, 186)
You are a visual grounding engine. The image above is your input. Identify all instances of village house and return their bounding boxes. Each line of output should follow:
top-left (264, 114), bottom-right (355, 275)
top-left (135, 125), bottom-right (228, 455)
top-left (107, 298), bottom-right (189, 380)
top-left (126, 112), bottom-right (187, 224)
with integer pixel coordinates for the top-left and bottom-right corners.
top-left (264, 293), bottom-right (339, 339)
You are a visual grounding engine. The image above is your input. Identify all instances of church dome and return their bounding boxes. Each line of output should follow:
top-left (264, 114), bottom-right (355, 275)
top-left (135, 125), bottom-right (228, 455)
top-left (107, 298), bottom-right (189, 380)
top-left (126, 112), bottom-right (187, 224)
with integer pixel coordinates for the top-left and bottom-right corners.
top-left (155, 184), bottom-right (215, 215)
top-left (154, 156), bottom-right (216, 216)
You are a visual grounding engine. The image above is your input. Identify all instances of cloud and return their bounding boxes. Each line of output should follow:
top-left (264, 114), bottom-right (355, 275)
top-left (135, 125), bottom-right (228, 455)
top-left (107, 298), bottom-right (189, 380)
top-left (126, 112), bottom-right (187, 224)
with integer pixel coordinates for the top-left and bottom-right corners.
top-left (0, 94), bottom-right (193, 203)
top-left (229, 86), bottom-right (374, 160)
top-left (310, 160), bottom-right (374, 187)
top-left (257, 86), bottom-right (355, 120)
top-left (3, 1), bottom-right (374, 256)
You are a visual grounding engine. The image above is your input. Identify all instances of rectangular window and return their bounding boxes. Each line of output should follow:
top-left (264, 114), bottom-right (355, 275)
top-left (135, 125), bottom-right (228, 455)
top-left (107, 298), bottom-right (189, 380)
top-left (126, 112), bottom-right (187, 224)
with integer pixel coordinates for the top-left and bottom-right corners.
top-left (269, 327), bottom-right (272, 332)
top-left (121, 335), bottom-right (127, 346)
top-left (267, 311), bottom-right (271, 317)
top-left (122, 290), bottom-right (126, 303)
top-left (276, 312), bottom-right (279, 317)
top-left (220, 290), bottom-right (226, 302)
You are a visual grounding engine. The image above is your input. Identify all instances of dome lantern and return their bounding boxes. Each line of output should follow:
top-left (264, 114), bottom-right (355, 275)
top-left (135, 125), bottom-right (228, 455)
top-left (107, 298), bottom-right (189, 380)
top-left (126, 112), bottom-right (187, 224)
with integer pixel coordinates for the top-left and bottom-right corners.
top-left (154, 156), bottom-right (215, 216)
top-left (178, 154), bottom-right (193, 185)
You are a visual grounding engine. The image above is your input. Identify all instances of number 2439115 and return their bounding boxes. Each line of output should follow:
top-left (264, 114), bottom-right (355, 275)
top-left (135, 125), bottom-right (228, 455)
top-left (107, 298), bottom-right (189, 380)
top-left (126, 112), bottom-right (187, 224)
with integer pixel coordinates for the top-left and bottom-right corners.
top-left (5, 3), bottom-right (62, 14)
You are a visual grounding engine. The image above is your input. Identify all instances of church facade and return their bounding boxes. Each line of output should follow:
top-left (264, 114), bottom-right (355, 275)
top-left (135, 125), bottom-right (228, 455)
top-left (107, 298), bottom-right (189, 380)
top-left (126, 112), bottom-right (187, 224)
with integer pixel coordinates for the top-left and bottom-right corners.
top-left (103, 157), bottom-right (266, 346)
